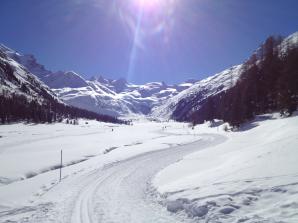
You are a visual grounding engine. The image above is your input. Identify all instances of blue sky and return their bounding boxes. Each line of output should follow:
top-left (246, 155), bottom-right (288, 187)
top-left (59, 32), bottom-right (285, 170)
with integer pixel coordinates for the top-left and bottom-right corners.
top-left (0, 0), bottom-right (297, 84)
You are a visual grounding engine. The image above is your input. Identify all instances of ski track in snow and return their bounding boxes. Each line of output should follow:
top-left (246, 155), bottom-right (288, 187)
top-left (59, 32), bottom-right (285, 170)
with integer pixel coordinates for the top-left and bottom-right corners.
top-left (2, 134), bottom-right (226, 223)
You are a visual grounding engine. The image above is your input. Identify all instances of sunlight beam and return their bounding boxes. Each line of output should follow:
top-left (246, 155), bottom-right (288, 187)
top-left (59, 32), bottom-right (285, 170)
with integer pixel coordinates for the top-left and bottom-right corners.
top-left (127, 4), bottom-right (144, 82)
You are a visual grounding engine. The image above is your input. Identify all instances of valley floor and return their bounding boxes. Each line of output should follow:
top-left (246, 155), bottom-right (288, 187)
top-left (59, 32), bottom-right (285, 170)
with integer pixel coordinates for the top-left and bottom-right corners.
top-left (0, 114), bottom-right (297, 222)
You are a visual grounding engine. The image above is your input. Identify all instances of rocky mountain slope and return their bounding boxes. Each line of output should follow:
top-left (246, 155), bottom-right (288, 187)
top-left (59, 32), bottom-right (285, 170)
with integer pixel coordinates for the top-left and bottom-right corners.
top-left (54, 78), bottom-right (195, 117)
top-left (170, 32), bottom-right (298, 125)
top-left (0, 46), bottom-right (59, 103)
top-left (0, 44), bottom-right (196, 117)
top-left (154, 32), bottom-right (298, 122)
top-left (0, 46), bottom-right (123, 124)
top-left (151, 65), bottom-right (244, 119)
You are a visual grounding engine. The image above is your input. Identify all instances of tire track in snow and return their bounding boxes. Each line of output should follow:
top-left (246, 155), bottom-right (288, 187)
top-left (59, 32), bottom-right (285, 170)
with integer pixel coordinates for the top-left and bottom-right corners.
top-left (2, 134), bottom-right (226, 223)
top-left (68, 134), bottom-right (226, 223)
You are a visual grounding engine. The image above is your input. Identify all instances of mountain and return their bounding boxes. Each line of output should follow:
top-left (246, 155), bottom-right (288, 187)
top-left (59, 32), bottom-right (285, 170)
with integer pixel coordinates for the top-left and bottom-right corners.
top-left (43, 71), bottom-right (88, 89)
top-left (1, 32), bottom-right (297, 121)
top-left (0, 46), bottom-right (59, 103)
top-left (152, 32), bottom-right (298, 122)
top-left (169, 32), bottom-right (298, 126)
top-left (151, 65), bottom-right (244, 119)
top-left (54, 77), bottom-right (194, 117)
top-left (0, 45), bottom-right (88, 89)
top-left (0, 45), bottom-right (196, 117)
top-left (0, 47), bottom-right (123, 124)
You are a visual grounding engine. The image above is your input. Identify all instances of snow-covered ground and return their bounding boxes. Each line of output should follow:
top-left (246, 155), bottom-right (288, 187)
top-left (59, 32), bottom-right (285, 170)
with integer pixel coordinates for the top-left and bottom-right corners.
top-left (154, 114), bottom-right (298, 223)
top-left (0, 114), bottom-right (297, 223)
top-left (0, 119), bottom-right (204, 222)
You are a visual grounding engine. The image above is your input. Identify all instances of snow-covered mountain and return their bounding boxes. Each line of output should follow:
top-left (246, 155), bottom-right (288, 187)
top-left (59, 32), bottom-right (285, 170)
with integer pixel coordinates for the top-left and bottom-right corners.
top-left (1, 31), bottom-right (297, 118)
top-left (0, 46), bottom-right (59, 103)
top-left (153, 31), bottom-right (298, 121)
top-left (54, 77), bottom-right (195, 117)
top-left (0, 43), bottom-right (241, 119)
top-left (277, 31), bottom-right (298, 55)
top-left (151, 65), bottom-right (244, 119)
top-left (0, 46), bottom-right (125, 124)
top-left (0, 45), bottom-right (88, 89)
top-left (0, 44), bottom-right (196, 117)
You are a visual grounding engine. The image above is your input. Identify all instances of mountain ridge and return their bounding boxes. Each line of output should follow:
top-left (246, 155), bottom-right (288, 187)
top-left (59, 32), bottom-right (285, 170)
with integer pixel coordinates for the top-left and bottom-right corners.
top-left (1, 31), bottom-right (297, 120)
top-left (0, 47), bottom-right (124, 124)
top-left (0, 44), bottom-right (197, 117)
top-left (173, 32), bottom-right (298, 126)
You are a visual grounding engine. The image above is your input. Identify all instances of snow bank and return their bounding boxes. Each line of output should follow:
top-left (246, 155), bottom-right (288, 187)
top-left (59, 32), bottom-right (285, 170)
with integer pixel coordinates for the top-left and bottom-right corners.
top-left (154, 114), bottom-right (298, 222)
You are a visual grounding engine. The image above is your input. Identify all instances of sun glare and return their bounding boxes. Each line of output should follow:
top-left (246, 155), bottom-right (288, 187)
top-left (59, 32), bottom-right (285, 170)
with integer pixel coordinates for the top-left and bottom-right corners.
top-left (116, 0), bottom-right (179, 80)
top-left (133, 0), bottom-right (161, 10)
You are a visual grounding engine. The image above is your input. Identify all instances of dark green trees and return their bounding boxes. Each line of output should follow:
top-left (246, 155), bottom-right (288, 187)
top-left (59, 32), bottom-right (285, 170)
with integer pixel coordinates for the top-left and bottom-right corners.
top-left (188, 35), bottom-right (298, 127)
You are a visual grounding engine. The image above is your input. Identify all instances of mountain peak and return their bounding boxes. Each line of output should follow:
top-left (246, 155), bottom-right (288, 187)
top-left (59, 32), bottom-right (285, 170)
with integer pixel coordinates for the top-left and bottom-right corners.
top-left (89, 75), bottom-right (110, 84)
top-left (184, 79), bottom-right (198, 84)
top-left (113, 77), bottom-right (127, 84)
top-left (47, 71), bottom-right (88, 89)
top-left (111, 78), bottom-right (128, 93)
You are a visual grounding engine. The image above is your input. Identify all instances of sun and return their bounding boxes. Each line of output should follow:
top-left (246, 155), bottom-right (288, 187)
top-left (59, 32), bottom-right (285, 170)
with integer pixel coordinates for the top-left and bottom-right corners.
top-left (128, 0), bottom-right (179, 13)
top-left (132, 0), bottom-right (161, 10)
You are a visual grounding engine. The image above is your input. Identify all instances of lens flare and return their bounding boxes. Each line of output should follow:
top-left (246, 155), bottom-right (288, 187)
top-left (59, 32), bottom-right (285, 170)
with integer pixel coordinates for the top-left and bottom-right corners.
top-left (133, 0), bottom-right (160, 11)
top-left (116, 0), bottom-right (179, 45)
top-left (113, 0), bottom-right (179, 81)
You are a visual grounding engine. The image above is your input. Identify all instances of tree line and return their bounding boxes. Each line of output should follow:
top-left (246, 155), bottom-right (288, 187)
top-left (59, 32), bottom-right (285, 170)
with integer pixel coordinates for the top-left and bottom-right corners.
top-left (0, 93), bottom-right (126, 124)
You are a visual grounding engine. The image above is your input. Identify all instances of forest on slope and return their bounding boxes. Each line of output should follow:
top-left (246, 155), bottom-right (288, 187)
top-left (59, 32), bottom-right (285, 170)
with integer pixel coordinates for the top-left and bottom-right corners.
top-left (177, 35), bottom-right (298, 127)
top-left (0, 50), bottom-right (125, 125)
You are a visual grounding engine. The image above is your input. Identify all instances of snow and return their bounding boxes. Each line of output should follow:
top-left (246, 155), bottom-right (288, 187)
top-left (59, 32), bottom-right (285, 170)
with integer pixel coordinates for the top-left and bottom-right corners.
top-left (2, 31), bottom-right (298, 119)
top-left (1, 32), bottom-right (298, 222)
top-left (279, 31), bottom-right (298, 55)
top-left (0, 48), bottom-right (59, 103)
top-left (1, 43), bottom-right (199, 117)
top-left (44, 71), bottom-right (88, 89)
top-left (66, 138), bottom-right (226, 223)
top-left (1, 115), bottom-right (296, 222)
top-left (1, 44), bottom-right (197, 117)
top-left (0, 120), bottom-right (196, 184)
top-left (53, 79), bottom-right (195, 117)
top-left (151, 65), bottom-right (244, 119)
top-left (0, 119), bottom-right (205, 221)
top-left (152, 32), bottom-right (298, 120)
top-left (153, 114), bottom-right (298, 222)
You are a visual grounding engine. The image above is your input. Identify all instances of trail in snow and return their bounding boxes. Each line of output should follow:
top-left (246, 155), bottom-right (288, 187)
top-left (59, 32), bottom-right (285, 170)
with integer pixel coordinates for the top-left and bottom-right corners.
top-left (12, 134), bottom-right (226, 223)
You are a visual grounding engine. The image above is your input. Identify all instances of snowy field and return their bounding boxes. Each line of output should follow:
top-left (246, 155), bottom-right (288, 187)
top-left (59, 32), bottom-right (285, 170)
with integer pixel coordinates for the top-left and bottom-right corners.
top-left (0, 120), bottom-right (195, 184)
top-left (154, 114), bottom-right (298, 223)
top-left (0, 119), bottom-right (202, 222)
top-left (0, 114), bottom-right (297, 222)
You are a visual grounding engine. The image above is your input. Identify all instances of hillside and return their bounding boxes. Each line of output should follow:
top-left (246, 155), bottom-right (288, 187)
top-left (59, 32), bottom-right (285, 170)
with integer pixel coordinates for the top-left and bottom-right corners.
top-left (0, 47), bottom-right (123, 124)
top-left (160, 32), bottom-right (298, 125)
top-left (151, 65), bottom-right (244, 119)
